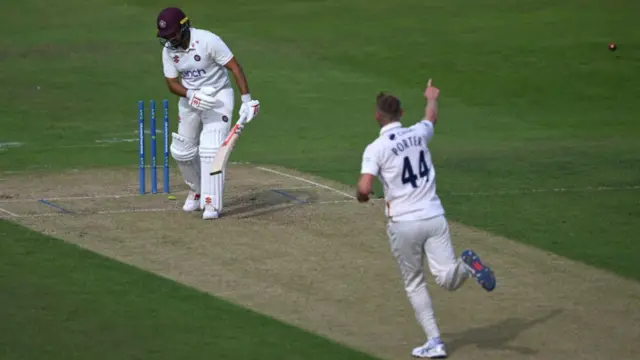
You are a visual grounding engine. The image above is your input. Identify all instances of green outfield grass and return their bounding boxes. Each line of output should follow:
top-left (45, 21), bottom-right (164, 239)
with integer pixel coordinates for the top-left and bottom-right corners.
top-left (1, 0), bottom-right (639, 358)
top-left (0, 220), bottom-right (378, 360)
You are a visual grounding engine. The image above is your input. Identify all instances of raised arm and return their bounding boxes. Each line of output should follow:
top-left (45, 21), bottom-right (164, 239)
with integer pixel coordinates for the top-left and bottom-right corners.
top-left (423, 79), bottom-right (440, 125)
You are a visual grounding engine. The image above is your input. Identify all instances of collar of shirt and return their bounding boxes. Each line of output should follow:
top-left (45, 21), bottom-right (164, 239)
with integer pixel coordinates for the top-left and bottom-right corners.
top-left (171, 43), bottom-right (195, 53)
top-left (379, 122), bottom-right (402, 136)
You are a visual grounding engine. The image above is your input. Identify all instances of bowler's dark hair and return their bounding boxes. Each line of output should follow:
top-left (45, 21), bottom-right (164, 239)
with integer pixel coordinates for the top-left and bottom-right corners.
top-left (376, 92), bottom-right (402, 120)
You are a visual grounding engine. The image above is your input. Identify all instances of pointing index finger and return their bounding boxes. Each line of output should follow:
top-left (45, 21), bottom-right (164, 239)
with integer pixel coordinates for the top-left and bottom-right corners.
top-left (427, 79), bottom-right (432, 88)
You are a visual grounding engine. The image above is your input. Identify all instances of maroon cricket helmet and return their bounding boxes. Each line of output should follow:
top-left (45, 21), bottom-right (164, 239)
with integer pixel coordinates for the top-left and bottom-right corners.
top-left (156, 7), bottom-right (191, 47)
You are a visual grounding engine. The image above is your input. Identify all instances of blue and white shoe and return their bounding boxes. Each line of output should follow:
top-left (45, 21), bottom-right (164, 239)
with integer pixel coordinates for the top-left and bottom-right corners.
top-left (461, 249), bottom-right (496, 292)
top-left (412, 337), bottom-right (447, 358)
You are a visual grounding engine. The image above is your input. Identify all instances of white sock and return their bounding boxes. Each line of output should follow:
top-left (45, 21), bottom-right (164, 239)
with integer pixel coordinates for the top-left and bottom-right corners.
top-left (407, 285), bottom-right (440, 340)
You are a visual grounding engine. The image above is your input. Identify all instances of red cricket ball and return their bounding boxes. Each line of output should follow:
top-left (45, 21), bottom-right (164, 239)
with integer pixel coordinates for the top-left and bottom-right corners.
top-left (609, 43), bottom-right (617, 51)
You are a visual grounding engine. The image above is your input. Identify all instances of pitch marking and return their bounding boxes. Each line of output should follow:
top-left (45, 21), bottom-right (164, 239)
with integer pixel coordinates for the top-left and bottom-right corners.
top-left (256, 166), bottom-right (355, 199)
top-left (0, 207), bottom-right (20, 217)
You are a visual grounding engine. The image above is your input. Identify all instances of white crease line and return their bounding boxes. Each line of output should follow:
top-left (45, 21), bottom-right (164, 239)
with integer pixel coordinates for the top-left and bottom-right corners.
top-left (19, 200), bottom-right (377, 218)
top-left (315, 198), bottom-right (383, 205)
top-left (0, 193), bottom-right (139, 203)
top-left (57, 144), bottom-right (111, 149)
top-left (0, 186), bottom-right (313, 204)
top-left (448, 185), bottom-right (640, 196)
top-left (308, 185), bottom-right (640, 201)
top-left (279, 186), bottom-right (315, 190)
top-left (0, 207), bottom-right (20, 217)
top-left (23, 207), bottom-right (181, 218)
top-left (256, 166), bottom-right (355, 199)
top-left (255, 166), bottom-right (640, 200)
top-left (94, 208), bottom-right (179, 215)
top-left (0, 191), bottom-right (189, 204)
top-left (13, 198), bottom-right (374, 218)
top-left (3, 142), bottom-right (141, 151)
top-left (2, 161), bottom-right (245, 174)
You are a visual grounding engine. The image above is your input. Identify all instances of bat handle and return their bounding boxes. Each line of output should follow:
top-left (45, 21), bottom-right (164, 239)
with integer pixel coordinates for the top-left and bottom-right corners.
top-left (237, 112), bottom-right (249, 125)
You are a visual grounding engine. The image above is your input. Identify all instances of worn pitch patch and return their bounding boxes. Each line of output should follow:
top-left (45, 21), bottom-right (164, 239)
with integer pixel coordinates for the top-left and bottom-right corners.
top-left (2, 164), bottom-right (639, 360)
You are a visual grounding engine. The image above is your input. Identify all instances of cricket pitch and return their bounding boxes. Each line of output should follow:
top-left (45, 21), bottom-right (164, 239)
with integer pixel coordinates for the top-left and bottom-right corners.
top-left (1, 164), bottom-right (639, 359)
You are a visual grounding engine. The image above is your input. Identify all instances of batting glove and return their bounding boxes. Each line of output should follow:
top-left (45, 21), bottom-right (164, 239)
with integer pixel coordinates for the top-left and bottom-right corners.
top-left (187, 89), bottom-right (216, 111)
top-left (239, 94), bottom-right (260, 123)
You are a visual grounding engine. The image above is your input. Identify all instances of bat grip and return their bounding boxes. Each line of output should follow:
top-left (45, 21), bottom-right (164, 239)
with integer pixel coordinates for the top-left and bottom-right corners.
top-left (237, 112), bottom-right (249, 125)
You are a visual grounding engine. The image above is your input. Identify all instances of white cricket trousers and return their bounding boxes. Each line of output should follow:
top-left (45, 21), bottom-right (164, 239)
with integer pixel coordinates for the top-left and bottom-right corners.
top-left (175, 86), bottom-right (234, 210)
top-left (386, 215), bottom-right (470, 340)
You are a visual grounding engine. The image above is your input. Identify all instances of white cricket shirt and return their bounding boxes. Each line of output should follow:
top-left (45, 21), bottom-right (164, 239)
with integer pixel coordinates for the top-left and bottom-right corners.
top-left (361, 120), bottom-right (445, 222)
top-left (162, 27), bottom-right (233, 93)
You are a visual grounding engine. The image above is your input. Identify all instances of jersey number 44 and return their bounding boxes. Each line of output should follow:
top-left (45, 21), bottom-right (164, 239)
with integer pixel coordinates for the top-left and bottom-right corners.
top-left (402, 150), bottom-right (430, 188)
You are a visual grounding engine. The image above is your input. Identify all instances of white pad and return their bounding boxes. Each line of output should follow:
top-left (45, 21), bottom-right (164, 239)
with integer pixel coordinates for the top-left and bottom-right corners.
top-left (170, 132), bottom-right (201, 193)
top-left (199, 124), bottom-right (228, 210)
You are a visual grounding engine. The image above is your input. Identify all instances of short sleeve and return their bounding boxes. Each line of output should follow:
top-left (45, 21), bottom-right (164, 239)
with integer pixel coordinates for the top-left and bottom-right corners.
top-left (162, 49), bottom-right (179, 78)
top-left (361, 143), bottom-right (380, 176)
top-left (413, 120), bottom-right (435, 143)
top-left (206, 34), bottom-right (234, 66)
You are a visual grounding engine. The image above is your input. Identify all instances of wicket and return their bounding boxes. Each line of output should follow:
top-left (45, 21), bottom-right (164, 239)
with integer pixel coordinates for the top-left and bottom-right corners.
top-left (138, 99), bottom-right (170, 194)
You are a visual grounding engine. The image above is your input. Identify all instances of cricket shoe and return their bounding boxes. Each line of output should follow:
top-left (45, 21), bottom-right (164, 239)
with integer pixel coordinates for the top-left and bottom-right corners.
top-left (412, 337), bottom-right (447, 358)
top-left (461, 249), bottom-right (496, 292)
top-left (202, 204), bottom-right (220, 220)
top-left (182, 191), bottom-right (201, 212)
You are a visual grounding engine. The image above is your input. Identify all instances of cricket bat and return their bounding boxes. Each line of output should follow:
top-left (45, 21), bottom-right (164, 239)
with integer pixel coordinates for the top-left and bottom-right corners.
top-left (209, 112), bottom-right (249, 175)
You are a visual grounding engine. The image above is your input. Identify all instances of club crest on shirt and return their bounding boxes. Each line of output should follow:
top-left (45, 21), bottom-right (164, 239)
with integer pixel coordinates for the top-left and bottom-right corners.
top-left (194, 54), bottom-right (201, 61)
top-left (173, 55), bottom-right (179, 64)
top-left (222, 115), bottom-right (229, 122)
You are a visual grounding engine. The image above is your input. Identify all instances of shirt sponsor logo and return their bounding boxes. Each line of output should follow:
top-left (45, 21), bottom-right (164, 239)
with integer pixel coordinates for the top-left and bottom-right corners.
top-left (181, 69), bottom-right (207, 78)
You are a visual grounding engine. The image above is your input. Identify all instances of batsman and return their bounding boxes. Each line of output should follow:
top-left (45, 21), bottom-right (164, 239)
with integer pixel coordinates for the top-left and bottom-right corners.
top-left (156, 7), bottom-right (260, 220)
